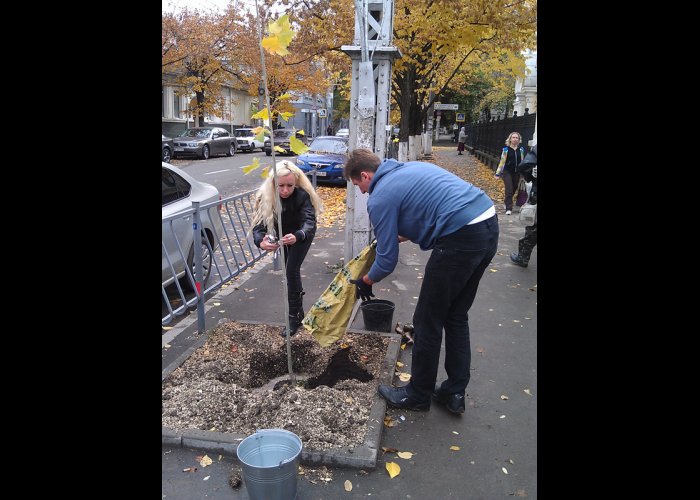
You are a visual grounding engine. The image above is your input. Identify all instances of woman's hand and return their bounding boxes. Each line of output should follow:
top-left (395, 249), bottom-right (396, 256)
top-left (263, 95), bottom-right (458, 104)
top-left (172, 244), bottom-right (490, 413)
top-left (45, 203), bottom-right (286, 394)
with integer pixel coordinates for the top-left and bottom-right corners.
top-left (281, 233), bottom-right (297, 246)
top-left (261, 235), bottom-right (280, 251)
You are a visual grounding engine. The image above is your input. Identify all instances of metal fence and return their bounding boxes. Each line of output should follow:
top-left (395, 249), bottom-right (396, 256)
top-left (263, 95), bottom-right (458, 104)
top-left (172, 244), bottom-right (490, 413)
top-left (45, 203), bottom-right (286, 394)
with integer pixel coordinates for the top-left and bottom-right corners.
top-left (464, 113), bottom-right (536, 169)
top-left (162, 189), bottom-right (269, 326)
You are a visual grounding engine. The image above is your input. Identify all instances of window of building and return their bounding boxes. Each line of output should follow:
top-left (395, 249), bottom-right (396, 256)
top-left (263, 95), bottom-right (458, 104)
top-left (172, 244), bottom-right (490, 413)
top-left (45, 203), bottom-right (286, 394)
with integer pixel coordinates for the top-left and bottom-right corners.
top-left (173, 91), bottom-right (181, 119)
top-left (162, 86), bottom-right (165, 118)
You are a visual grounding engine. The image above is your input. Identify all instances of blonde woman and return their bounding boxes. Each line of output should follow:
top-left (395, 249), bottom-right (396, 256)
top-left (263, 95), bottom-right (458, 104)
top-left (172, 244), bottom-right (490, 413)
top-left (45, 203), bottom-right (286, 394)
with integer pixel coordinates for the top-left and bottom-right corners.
top-left (494, 132), bottom-right (526, 215)
top-left (252, 160), bottom-right (324, 337)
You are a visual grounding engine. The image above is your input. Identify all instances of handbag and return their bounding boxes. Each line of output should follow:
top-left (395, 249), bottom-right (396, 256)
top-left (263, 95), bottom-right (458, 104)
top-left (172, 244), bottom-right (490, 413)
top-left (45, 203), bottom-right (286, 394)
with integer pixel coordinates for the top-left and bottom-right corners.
top-left (515, 178), bottom-right (529, 206)
top-left (519, 202), bottom-right (537, 225)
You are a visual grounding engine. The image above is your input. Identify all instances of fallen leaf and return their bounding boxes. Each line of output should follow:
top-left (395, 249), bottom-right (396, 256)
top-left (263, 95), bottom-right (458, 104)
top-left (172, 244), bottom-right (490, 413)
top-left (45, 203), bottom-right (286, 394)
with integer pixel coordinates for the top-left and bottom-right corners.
top-left (381, 446), bottom-right (398, 453)
top-left (398, 373), bottom-right (411, 382)
top-left (183, 467), bottom-right (197, 473)
top-left (452, 431), bottom-right (459, 434)
top-left (199, 455), bottom-right (213, 467)
top-left (162, 326), bottom-right (173, 331)
top-left (203, 476), bottom-right (210, 481)
top-left (164, 343), bottom-right (171, 348)
top-left (523, 389), bottom-right (532, 396)
top-left (385, 462), bottom-right (401, 478)
top-left (396, 361), bottom-right (404, 367)
top-left (213, 302), bottom-right (221, 306)
top-left (450, 446), bottom-right (460, 451)
top-left (513, 319), bottom-right (521, 323)
top-left (507, 459), bottom-right (514, 464)
top-left (209, 427), bottom-right (216, 432)
top-left (489, 268), bottom-right (498, 272)
top-left (397, 451), bottom-right (413, 459)
top-left (345, 397), bottom-right (354, 404)
top-left (502, 467), bottom-right (508, 474)
top-left (500, 415), bottom-right (506, 419)
top-left (218, 455), bottom-right (222, 461)
top-left (344, 480), bottom-right (353, 491)
top-left (500, 395), bottom-right (509, 400)
top-left (384, 416), bottom-right (397, 427)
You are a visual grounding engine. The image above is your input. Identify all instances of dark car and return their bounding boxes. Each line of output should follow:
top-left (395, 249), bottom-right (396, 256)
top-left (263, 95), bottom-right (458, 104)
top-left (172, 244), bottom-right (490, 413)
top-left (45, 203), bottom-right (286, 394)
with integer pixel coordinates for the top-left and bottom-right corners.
top-left (295, 136), bottom-right (348, 185)
top-left (162, 134), bottom-right (174, 163)
top-left (264, 128), bottom-right (309, 156)
top-left (172, 127), bottom-right (237, 160)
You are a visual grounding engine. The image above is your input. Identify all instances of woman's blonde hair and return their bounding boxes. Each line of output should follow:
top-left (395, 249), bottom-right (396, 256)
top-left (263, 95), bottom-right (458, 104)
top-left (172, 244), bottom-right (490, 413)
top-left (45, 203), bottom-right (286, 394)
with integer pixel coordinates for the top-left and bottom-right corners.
top-left (251, 160), bottom-right (324, 237)
top-left (505, 132), bottom-right (522, 146)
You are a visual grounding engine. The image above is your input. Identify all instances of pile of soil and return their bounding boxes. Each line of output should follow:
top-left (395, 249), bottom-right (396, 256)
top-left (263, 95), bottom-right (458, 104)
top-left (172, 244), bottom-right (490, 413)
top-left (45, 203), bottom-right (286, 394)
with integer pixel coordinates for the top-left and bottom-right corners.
top-left (162, 321), bottom-right (390, 450)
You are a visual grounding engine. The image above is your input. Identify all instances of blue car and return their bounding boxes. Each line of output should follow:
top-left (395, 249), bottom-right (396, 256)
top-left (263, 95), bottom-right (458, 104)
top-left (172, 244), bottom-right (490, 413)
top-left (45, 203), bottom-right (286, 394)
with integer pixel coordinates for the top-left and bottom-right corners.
top-left (295, 136), bottom-right (348, 185)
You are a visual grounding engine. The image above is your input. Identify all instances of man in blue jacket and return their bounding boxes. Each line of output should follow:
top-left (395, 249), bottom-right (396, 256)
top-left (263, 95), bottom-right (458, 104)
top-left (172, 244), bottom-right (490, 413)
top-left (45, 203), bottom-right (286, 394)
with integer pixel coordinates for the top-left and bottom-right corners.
top-left (345, 149), bottom-right (499, 414)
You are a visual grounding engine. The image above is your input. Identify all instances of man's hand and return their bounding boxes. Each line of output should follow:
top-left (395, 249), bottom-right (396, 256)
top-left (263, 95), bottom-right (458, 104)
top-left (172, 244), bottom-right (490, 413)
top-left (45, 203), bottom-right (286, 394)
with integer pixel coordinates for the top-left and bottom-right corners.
top-left (349, 276), bottom-right (375, 301)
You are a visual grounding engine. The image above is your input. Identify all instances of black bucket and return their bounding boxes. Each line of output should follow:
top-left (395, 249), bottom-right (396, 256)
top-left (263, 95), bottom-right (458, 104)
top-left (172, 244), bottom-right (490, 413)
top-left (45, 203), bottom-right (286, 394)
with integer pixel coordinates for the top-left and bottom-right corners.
top-left (360, 299), bottom-right (395, 332)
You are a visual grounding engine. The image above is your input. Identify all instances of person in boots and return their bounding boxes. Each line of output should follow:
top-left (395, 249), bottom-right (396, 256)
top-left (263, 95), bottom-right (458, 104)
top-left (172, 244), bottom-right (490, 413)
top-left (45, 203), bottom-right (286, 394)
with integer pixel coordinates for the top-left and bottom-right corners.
top-left (510, 144), bottom-right (537, 267)
top-left (252, 160), bottom-right (324, 337)
top-left (345, 149), bottom-right (498, 414)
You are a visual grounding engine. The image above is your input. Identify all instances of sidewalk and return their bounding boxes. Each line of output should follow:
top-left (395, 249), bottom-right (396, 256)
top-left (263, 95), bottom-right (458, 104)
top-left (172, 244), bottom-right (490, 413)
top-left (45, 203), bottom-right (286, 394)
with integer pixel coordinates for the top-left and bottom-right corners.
top-left (162, 149), bottom-right (537, 499)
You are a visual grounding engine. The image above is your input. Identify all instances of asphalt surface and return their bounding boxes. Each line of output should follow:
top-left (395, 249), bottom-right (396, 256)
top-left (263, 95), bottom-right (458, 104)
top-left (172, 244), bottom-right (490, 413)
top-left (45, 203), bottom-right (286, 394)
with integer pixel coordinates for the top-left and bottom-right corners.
top-left (161, 148), bottom-right (537, 499)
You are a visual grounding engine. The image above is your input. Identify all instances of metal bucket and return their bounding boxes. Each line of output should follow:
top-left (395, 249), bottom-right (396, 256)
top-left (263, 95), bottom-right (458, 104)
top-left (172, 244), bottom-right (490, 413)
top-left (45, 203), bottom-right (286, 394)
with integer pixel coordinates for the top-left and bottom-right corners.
top-left (360, 299), bottom-right (395, 332)
top-left (236, 428), bottom-right (302, 500)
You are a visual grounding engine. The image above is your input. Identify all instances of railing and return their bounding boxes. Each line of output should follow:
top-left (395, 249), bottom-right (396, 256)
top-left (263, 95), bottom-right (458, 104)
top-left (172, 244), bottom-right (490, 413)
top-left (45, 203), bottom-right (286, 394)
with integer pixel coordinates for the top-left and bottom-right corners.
top-left (464, 113), bottom-right (536, 169)
top-left (161, 189), bottom-right (268, 327)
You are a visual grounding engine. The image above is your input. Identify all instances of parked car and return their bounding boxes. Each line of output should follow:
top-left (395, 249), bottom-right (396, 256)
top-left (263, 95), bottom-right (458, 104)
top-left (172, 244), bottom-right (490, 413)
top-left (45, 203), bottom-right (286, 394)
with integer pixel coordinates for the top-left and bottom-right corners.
top-left (335, 128), bottom-right (349, 137)
top-left (295, 136), bottom-right (348, 185)
top-left (264, 128), bottom-right (309, 156)
top-left (172, 127), bottom-right (237, 160)
top-left (162, 134), bottom-right (174, 163)
top-left (162, 162), bottom-right (224, 290)
top-left (233, 127), bottom-right (265, 152)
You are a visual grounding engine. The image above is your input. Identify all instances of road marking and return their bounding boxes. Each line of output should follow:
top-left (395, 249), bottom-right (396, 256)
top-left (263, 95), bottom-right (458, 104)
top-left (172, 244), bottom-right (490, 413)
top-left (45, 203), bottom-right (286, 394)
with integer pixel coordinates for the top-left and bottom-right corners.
top-left (205, 169), bottom-right (230, 175)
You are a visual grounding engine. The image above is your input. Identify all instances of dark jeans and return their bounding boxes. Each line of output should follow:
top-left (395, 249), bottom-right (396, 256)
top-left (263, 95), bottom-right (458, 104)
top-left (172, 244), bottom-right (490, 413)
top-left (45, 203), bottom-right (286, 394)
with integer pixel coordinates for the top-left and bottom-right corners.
top-left (408, 215), bottom-right (499, 399)
top-left (283, 233), bottom-right (314, 293)
top-left (502, 170), bottom-right (520, 211)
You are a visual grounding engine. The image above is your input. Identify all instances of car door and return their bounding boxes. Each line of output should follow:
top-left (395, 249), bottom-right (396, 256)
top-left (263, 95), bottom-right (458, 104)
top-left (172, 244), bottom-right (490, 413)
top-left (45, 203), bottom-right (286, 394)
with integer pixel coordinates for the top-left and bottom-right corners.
top-left (162, 167), bottom-right (194, 285)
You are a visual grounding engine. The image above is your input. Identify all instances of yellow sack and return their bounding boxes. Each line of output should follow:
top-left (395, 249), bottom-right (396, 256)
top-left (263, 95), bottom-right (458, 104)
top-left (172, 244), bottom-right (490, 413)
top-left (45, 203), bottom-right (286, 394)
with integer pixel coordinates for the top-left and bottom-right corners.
top-left (302, 240), bottom-right (377, 347)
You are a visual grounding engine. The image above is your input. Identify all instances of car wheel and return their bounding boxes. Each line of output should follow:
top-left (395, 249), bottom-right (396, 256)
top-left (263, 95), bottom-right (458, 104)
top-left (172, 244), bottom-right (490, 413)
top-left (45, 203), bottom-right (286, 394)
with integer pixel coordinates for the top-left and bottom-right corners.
top-left (162, 146), bottom-right (172, 163)
top-left (266, 150), bottom-right (271, 156)
top-left (182, 236), bottom-right (213, 292)
top-left (201, 145), bottom-right (210, 160)
top-left (227, 142), bottom-right (236, 157)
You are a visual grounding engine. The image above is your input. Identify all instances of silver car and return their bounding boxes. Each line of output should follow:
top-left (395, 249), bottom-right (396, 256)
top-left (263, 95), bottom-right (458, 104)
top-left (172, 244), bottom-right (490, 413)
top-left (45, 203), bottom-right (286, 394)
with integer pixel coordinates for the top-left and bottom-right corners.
top-left (172, 127), bottom-right (237, 160)
top-left (162, 162), bottom-right (224, 290)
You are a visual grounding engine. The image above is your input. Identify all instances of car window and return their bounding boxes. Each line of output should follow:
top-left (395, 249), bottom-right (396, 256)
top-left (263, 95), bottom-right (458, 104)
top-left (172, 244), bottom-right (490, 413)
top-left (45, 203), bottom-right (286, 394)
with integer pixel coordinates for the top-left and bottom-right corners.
top-left (180, 129), bottom-right (212, 138)
top-left (218, 130), bottom-right (229, 137)
top-left (234, 129), bottom-right (252, 137)
top-left (162, 167), bottom-right (192, 206)
top-left (273, 129), bottom-right (293, 139)
top-left (308, 138), bottom-right (348, 154)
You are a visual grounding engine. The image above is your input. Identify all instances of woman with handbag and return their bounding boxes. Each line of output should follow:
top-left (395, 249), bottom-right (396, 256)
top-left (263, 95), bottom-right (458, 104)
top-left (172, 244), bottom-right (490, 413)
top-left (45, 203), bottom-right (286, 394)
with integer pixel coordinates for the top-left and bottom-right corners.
top-left (494, 131), bottom-right (525, 215)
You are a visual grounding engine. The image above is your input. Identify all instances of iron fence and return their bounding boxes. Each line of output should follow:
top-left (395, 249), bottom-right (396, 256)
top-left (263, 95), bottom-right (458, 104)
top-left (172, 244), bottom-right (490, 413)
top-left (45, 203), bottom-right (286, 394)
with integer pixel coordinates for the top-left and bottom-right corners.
top-left (464, 113), bottom-right (536, 169)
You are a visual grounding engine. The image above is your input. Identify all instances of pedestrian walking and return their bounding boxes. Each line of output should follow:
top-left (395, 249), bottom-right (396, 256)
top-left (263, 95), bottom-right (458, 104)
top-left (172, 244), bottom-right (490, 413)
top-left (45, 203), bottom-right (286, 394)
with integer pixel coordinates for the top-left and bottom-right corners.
top-left (457, 126), bottom-right (467, 155)
top-left (494, 131), bottom-right (525, 215)
top-left (345, 149), bottom-right (499, 414)
top-left (510, 145), bottom-right (537, 267)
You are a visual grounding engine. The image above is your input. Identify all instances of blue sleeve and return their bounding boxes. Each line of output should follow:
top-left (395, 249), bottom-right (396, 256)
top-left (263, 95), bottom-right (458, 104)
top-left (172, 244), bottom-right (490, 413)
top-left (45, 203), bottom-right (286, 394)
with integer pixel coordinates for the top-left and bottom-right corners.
top-left (366, 197), bottom-right (401, 283)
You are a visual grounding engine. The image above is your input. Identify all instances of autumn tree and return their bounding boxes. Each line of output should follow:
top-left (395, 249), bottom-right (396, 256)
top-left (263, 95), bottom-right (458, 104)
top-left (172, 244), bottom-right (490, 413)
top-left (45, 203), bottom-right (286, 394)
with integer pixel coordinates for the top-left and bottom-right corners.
top-left (162, 7), bottom-right (253, 126)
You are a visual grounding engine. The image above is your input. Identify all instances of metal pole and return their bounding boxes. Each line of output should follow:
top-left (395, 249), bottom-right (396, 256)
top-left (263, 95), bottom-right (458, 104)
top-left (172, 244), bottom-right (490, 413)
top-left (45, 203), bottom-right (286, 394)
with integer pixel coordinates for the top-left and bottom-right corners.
top-left (192, 201), bottom-right (206, 334)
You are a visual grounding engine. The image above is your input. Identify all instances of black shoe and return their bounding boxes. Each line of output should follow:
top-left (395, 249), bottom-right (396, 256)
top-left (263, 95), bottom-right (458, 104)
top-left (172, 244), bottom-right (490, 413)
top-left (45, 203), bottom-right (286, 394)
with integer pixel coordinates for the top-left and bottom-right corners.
top-left (433, 387), bottom-right (465, 414)
top-left (377, 384), bottom-right (430, 411)
top-left (510, 252), bottom-right (528, 267)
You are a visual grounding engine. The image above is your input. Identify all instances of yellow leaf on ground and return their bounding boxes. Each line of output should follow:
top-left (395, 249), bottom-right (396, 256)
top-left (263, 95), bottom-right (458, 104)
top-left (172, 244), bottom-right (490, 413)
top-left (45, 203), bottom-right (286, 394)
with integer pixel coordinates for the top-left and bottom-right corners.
top-left (500, 395), bottom-right (509, 400)
top-left (199, 455), bottom-right (213, 467)
top-left (397, 451), bottom-right (413, 459)
top-left (396, 361), bottom-right (404, 367)
top-left (385, 462), bottom-right (401, 478)
top-left (450, 446), bottom-right (460, 451)
top-left (162, 326), bottom-right (173, 331)
top-left (344, 480), bottom-right (352, 491)
top-left (242, 158), bottom-right (261, 174)
top-left (384, 416), bottom-right (397, 427)
top-left (381, 446), bottom-right (398, 453)
top-left (489, 268), bottom-right (498, 272)
top-left (502, 467), bottom-right (509, 474)
top-left (398, 373), bottom-right (411, 382)
top-left (523, 389), bottom-right (532, 396)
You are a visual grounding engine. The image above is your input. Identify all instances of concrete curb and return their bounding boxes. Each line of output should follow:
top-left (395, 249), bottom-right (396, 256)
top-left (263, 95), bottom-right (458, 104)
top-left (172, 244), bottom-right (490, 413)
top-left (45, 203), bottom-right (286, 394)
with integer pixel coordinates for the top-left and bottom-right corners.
top-left (161, 321), bottom-right (402, 469)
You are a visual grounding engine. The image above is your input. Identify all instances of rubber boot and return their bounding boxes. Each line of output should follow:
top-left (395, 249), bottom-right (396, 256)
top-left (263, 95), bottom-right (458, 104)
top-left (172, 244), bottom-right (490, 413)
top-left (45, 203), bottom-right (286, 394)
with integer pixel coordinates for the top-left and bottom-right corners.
top-left (281, 290), bottom-right (305, 337)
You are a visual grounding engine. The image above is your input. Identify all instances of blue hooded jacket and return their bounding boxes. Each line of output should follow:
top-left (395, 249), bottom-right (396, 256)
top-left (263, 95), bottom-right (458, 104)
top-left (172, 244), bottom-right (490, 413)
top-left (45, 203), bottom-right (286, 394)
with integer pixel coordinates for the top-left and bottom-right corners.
top-left (366, 159), bottom-right (493, 283)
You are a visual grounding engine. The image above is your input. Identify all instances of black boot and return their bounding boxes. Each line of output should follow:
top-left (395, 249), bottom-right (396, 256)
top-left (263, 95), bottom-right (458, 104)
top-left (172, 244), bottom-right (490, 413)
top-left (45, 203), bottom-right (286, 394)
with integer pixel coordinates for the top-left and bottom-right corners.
top-left (510, 252), bottom-right (529, 267)
top-left (281, 290), bottom-right (305, 337)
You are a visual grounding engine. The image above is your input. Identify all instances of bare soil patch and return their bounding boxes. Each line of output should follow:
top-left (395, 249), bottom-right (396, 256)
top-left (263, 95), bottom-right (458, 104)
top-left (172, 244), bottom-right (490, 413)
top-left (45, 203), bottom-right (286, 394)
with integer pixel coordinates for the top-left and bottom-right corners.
top-left (162, 321), bottom-right (390, 451)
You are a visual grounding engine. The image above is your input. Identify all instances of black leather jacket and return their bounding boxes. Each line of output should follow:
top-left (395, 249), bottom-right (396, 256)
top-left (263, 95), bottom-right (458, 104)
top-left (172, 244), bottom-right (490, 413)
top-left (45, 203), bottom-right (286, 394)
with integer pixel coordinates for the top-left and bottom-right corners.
top-left (252, 188), bottom-right (317, 247)
top-left (516, 145), bottom-right (537, 204)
